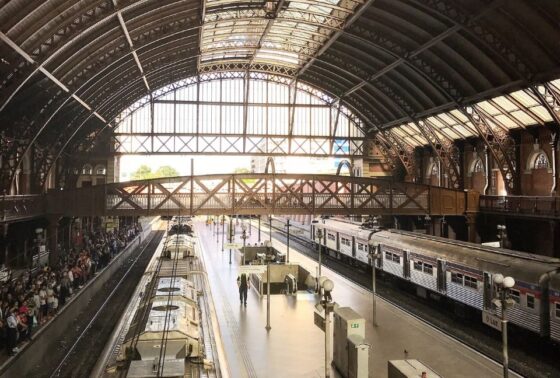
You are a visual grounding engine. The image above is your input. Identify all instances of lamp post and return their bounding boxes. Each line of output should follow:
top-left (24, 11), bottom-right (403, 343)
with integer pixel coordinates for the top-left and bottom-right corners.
top-left (265, 248), bottom-right (274, 331)
top-left (229, 216), bottom-right (233, 265)
top-left (241, 223), bottom-right (248, 265)
top-left (497, 224), bottom-right (507, 248)
top-left (424, 214), bottom-right (432, 235)
top-left (315, 228), bottom-right (323, 293)
top-left (258, 215), bottom-right (261, 242)
top-left (368, 236), bottom-right (380, 327)
top-left (221, 215), bottom-right (225, 252)
top-left (269, 215), bottom-right (272, 242)
top-left (286, 218), bottom-right (291, 263)
top-left (493, 274), bottom-right (516, 378)
top-left (319, 278), bottom-right (335, 378)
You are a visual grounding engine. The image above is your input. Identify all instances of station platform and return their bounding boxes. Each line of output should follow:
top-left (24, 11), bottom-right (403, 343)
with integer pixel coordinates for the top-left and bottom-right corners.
top-left (195, 219), bottom-right (517, 378)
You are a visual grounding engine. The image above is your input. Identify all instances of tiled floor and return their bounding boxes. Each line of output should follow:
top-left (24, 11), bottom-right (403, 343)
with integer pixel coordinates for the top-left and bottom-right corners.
top-left (195, 220), bottom-right (517, 378)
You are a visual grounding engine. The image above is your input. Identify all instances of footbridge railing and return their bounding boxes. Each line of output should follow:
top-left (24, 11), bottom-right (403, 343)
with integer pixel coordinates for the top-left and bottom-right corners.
top-left (46, 174), bottom-right (478, 217)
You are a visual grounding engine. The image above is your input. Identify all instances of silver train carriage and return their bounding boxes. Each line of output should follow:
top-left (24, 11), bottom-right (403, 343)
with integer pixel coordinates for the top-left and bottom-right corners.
top-left (312, 218), bottom-right (560, 339)
top-left (162, 234), bottom-right (196, 259)
top-left (311, 219), bottom-right (372, 266)
top-left (127, 277), bottom-right (201, 363)
top-left (549, 274), bottom-right (560, 342)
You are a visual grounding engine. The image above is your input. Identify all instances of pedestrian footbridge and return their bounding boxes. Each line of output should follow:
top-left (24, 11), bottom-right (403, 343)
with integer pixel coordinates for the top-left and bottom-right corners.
top-left (42, 174), bottom-right (478, 218)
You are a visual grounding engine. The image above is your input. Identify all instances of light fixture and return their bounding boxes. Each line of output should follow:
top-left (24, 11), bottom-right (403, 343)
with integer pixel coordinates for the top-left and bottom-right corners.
top-left (503, 276), bottom-right (515, 289)
top-left (493, 273), bottom-right (504, 285)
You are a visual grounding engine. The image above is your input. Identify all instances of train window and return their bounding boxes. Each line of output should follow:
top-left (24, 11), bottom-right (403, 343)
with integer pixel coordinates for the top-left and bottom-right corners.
top-left (358, 243), bottom-right (364, 251)
top-left (385, 252), bottom-right (393, 260)
top-left (464, 275), bottom-right (478, 289)
top-left (526, 294), bottom-right (535, 309)
top-left (413, 261), bottom-right (423, 271)
top-left (556, 303), bottom-right (560, 318)
top-left (510, 289), bottom-right (520, 304)
top-left (392, 254), bottom-right (401, 263)
top-left (423, 263), bottom-right (433, 275)
top-left (328, 234), bottom-right (335, 241)
top-left (451, 272), bottom-right (463, 284)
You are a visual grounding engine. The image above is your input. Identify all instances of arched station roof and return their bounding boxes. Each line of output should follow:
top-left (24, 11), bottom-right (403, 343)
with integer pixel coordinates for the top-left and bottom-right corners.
top-left (1, 0), bottom-right (560, 186)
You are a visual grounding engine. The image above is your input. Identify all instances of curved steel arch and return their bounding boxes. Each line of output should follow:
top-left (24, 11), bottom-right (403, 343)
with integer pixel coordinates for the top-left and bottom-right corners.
top-left (336, 160), bottom-right (354, 177)
top-left (264, 157), bottom-right (276, 175)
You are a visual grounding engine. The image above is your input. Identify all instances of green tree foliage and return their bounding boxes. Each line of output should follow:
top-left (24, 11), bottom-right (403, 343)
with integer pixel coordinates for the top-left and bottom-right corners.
top-left (153, 165), bottom-right (179, 178)
top-left (131, 164), bottom-right (152, 180)
top-left (131, 165), bottom-right (179, 180)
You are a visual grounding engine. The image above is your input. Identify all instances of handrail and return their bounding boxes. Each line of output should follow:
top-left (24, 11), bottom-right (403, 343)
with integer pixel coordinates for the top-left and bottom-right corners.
top-left (0, 194), bottom-right (46, 223)
top-left (480, 195), bottom-right (560, 218)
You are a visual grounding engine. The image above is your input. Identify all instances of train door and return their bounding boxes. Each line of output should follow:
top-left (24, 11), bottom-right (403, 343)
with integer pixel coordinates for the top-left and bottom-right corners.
top-left (336, 232), bottom-right (340, 254)
top-left (437, 259), bottom-right (446, 293)
top-left (352, 236), bottom-right (356, 257)
top-left (483, 272), bottom-right (492, 310)
top-left (311, 225), bottom-right (315, 244)
top-left (403, 250), bottom-right (410, 279)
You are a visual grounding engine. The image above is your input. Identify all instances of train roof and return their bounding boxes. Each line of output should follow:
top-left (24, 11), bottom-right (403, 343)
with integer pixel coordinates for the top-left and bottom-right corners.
top-left (315, 218), bottom-right (373, 240)
top-left (550, 273), bottom-right (560, 291)
top-left (373, 229), bottom-right (560, 285)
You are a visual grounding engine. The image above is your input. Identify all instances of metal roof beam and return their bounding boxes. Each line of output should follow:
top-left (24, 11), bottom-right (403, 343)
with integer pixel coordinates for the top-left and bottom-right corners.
top-left (295, 0), bottom-right (376, 79)
top-left (0, 31), bottom-right (105, 123)
top-left (342, 0), bottom-right (501, 98)
top-left (112, 1), bottom-right (151, 94)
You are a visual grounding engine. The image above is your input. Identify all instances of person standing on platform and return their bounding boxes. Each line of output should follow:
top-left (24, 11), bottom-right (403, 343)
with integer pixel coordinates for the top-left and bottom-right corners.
top-left (237, 273), bottom-right (250, 306)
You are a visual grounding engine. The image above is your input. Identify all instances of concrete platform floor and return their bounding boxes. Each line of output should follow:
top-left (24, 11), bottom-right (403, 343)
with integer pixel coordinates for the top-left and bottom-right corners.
top-left (195, 219), bottom-right (517, 378)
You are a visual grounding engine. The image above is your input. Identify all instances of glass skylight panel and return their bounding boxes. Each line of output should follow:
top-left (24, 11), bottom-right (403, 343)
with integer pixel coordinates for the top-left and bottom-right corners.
top-left (477, 101), bottom-right (500, 116)
top-left (439, 127), bottom-right (460, 140)
top-left (426, 116), bottom-right (445, 128)
top-left (492, 96), bottom-right (518, 112)
top-left (529, 105), bottom-right (553, 122)
top-left (199, 0), bottom-right (364, 70)
top-left (392, 128), bottom-right (408, 138)
top-left (453, 124), bottom-right (473, 137)
top-left (491, 114), bottom-right (516, 129)
top-left (510, 90), bottom-right (539, 107)
top-left (510, 110), bottom-right (537, 125)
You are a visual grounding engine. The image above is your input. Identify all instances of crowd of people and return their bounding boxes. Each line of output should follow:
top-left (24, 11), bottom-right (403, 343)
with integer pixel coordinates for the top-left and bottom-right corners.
top-left (0, 222), bottom-right (142, 356)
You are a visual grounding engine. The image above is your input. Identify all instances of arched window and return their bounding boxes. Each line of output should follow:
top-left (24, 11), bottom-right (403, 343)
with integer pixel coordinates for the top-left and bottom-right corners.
top-left (82, 164), bottom-right (93, 175)
top-left (95, 165), bottom-right (107, 175)
top-left (473, 159), bottom-right (484, 173)
top-left (534, 153), bottom-right (549, 169)
top-left (113, 72), bottom-right (365, 156)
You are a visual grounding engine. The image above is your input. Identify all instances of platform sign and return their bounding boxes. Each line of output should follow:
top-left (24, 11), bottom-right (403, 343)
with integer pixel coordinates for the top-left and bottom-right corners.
top-left (240, 265), bottom-right (267, 275)
top-left (224, 243), bottom-right (242, 249)
top-left (482, 310), bottom-right (502, 331)
top-left (314, 311), bottom-right (325, 332)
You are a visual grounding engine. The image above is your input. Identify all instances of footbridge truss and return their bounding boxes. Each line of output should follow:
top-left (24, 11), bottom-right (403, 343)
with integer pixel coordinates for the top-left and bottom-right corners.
top-left (44, 174), bottom-right (478, 218)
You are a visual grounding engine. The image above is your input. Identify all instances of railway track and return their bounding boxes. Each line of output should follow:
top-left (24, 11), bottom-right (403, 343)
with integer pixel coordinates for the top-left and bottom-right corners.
top-left (95, 225), bottom-right (222, 378)
top-left (265, 220), bottom-right (559, 378)
top-left (41, 231), bottom-right (165, 378)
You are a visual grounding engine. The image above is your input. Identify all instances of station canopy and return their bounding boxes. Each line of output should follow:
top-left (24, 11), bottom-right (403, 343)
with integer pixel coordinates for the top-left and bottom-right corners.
top-left (0, 0), bottom-right (559, 161)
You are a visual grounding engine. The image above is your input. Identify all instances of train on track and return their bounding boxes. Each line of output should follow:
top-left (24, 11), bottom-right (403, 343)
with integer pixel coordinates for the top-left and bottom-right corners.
top-left (122, 218), bottom-right (205, 377)
top-left (311, 218), bottom-right (560, 343)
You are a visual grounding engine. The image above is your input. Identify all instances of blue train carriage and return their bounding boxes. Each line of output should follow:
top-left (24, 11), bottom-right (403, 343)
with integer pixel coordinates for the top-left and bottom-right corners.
top-left (549, 274), bottom-right (560, 342)
top-left (371, 229), bottom-right (560, 338)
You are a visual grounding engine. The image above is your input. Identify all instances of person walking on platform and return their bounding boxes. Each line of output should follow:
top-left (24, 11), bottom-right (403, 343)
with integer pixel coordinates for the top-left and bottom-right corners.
top-left (237, 273), bottom-right (250, 306)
